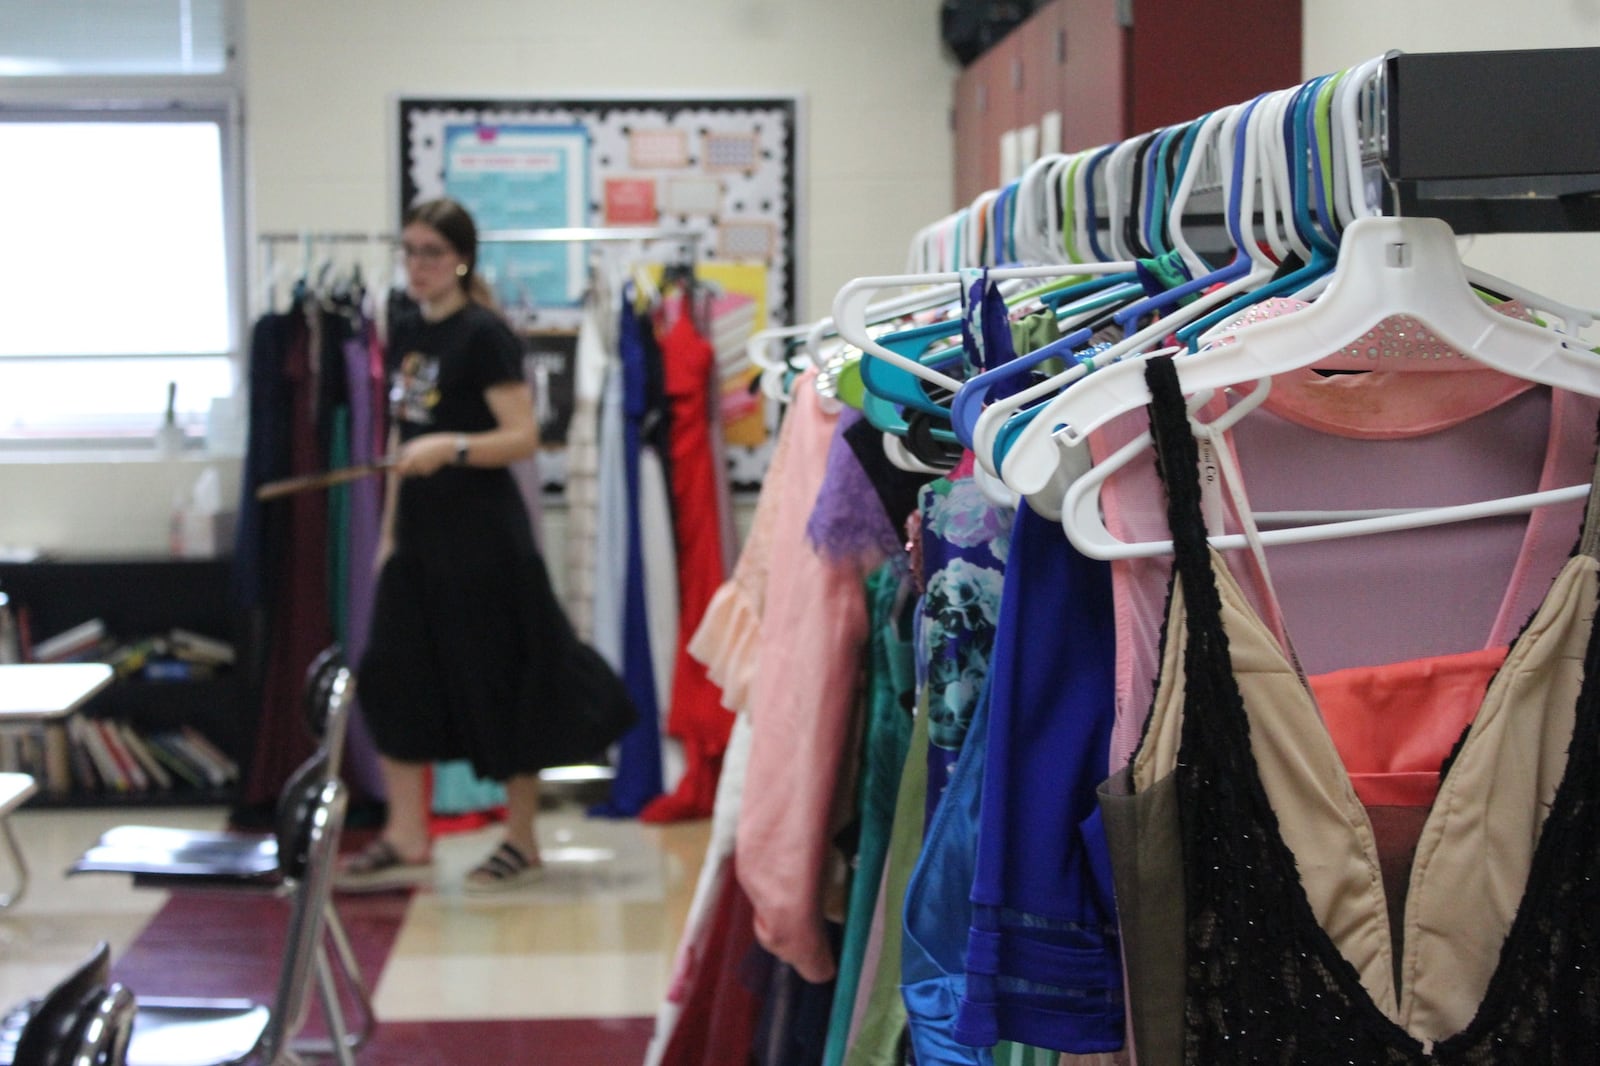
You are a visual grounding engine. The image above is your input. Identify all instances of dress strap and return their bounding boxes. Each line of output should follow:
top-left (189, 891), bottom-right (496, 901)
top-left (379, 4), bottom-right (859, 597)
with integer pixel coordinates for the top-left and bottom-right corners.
top-left (1579, 434), bottom-right (1600, 562)
top-left (1144, 354), bottom-right (1227, 640)
top-left (1142, 353), bottom-right (1249, 738)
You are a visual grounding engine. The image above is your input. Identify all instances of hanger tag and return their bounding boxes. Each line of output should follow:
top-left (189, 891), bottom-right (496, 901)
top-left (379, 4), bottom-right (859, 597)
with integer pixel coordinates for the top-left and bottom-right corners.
top-left (1198, 435), bottom-right (1226, 536)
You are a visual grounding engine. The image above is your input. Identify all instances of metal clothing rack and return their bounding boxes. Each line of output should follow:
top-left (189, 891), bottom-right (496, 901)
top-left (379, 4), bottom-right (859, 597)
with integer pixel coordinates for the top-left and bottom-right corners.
top-left (253, 226), bottom-right (704, 310)
top-left (256, 231), bottom-right (396, 245)
top-left (478, 226), bottom-right (706, 280)
top-left (1375, 48), bottom-right (1600, 233)
top-left (254, 226), bottom-right (703, 251)
top-left (478, 226), bottom-right (702, 247)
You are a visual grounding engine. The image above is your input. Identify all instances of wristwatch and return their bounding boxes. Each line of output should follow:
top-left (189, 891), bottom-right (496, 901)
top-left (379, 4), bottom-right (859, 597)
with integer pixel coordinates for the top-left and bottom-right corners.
top-left (453, 434), bottom-right (470, 466)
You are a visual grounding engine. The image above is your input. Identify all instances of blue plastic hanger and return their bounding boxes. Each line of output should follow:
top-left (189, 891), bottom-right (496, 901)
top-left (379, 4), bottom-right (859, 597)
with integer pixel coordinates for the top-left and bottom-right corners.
top-left (1143, 126), bottom-right (1181, 258)
top-left (951, 240), bottom-right (1194, 449)
top-left (1132, 128), bottom-right (1170, 257)
top-left (1079, 144), bottom-right (1118, 262)
top-left (951, 310), bottom-right (1096, 448)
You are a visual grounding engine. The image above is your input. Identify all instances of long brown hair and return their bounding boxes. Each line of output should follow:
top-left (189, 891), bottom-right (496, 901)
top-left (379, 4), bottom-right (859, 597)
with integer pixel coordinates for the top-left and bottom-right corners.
top-left (403, 197), bottom-right (498, 309)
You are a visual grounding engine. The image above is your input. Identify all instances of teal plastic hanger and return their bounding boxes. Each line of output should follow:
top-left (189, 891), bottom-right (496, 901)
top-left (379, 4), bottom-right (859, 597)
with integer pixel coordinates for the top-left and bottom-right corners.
top-left (858, 317), bottom-right (969, 416)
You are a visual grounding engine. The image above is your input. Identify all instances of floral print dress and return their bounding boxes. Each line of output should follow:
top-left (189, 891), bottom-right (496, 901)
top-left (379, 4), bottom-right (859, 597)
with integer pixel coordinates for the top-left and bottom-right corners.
top-left (917, 462), bottom-right (1013, 824)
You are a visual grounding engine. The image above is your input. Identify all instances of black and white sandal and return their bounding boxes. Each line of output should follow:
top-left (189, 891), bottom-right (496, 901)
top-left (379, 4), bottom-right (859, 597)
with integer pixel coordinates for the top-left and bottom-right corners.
top-left (335, 839), bottom-right (434, 893)
top-left (464, 841), bottom-right (544, 895)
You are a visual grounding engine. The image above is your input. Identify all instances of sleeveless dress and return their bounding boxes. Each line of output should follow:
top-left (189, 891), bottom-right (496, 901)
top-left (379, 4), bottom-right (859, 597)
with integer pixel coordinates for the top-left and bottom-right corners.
top-left (1113, 353), bottom-right (1600, 1063)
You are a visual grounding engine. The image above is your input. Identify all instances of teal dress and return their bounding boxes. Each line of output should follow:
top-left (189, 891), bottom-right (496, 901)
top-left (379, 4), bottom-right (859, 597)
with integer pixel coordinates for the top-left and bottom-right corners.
top-left (822, 560), bottom-right (917, 1066)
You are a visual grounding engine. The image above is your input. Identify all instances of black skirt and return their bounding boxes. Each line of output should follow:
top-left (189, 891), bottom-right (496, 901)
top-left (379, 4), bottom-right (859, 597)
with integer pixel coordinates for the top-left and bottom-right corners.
top-left (357, 467), bottom-right (631, 779)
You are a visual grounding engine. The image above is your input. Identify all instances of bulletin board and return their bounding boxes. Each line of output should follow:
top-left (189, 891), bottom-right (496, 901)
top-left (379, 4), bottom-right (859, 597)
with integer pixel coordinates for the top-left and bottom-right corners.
top-left (398, 95), bottom-right (801, 491)
top-left (398, 95), bottom-right (799, 327)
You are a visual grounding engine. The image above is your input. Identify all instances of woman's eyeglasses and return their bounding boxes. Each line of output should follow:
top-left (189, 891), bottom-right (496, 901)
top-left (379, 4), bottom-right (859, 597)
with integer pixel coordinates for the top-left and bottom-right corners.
top-left (401, 242), bottom-right (453, 263)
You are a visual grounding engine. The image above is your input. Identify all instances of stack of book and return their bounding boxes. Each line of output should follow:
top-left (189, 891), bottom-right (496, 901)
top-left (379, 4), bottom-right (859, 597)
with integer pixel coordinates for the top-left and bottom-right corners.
top-left (30, 618), bottom-right (111, 664)
top-left (62, 719), bottom-right (238, 797)
top-left (30, 620), bottom-right (235, 680)
top-left (12, 620), bottom-right (242, 800)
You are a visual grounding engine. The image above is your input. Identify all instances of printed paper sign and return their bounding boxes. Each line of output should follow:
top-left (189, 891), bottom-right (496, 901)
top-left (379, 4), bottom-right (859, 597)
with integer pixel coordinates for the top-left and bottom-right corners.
top-left (662, 176), bottom-right (722, 215)
top-left (629, 128), bottom-right (689, 169)
top-left (603, 177), bottom-right (658, 225)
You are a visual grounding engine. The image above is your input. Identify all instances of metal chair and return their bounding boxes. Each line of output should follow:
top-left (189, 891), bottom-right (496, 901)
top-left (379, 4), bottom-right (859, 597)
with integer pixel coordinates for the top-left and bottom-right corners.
top-left (1, 941), bottom-right (137, 1066)
top-left (67, 649), bottom-right (371, 1062)
top-left (125, 771), bottom-right (349, 1065)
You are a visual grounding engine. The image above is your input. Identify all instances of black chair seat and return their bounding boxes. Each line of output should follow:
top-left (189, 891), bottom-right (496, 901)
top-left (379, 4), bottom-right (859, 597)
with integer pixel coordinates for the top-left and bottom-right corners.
top-left (76, 827), bottom-right (279, 881)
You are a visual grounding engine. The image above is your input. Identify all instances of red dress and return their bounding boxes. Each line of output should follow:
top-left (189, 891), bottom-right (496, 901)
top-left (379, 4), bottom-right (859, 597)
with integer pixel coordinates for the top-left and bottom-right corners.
top-left (641, 307), bottom-right (732, 823)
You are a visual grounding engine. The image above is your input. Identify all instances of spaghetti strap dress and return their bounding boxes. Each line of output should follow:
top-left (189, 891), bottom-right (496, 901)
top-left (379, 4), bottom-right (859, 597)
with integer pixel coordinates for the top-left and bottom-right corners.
top-left (1114, 353), bottom-right (1600, 1063)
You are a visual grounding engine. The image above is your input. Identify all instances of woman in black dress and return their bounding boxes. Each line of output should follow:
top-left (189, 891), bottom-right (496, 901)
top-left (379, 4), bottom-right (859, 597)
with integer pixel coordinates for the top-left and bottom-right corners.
top-left (338, 198), bottom-right (551, 894)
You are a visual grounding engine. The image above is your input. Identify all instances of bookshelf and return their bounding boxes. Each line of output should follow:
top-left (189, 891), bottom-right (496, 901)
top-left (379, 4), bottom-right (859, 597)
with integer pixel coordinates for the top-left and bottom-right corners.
top-left (0, 557), bottom-right (256, 807)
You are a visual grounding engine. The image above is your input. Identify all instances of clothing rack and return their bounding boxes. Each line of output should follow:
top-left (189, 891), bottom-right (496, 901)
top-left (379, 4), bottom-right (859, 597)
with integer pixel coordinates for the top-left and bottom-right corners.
top-left (253, 226), bottom-right (704, 249)
top-left (254, 232), bottom-right (398, 316)
top-left (253, 225), bottom-right (706, 319)
top-left (479, 226), bottom-right (706, 278)
top-left (908, 47), bottom-right (1600, 274)
top-left (256, 231), bottom-right (396, 245)
top-left (1377, 47), bottom-right (1600, 231)
top-left (478, 226), bottom-right (703, 246)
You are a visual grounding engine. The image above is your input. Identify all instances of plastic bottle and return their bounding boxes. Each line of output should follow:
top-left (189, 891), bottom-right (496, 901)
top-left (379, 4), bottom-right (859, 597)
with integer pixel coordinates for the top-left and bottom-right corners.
top-left (154, 381), bottom-right (184, 457)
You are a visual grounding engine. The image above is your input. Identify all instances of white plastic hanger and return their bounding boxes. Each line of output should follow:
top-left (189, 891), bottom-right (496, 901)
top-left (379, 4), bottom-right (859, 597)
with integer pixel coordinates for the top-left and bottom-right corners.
top-left (1332, 57), bottom-right (1384, 234)
top-left (1013, 154), bottom-right (1067, 265)
top-left (1046, 216), bottom-right (1600, 449)
top-left (1060, 378), bottom-right (1274, 558)
top-left (1101, 134), bottom-right (1148, 262)
top-left (814, 281), bottom-right (968, 352)
top-left (1168, 108), bottom-right (1236, 278)
top-left (1050, 215), bottom-right (1600, 556)
top-left (1259, 87), bottom-right (1312, 265)
top-left (1044, 153), bottom-right (1079, 262)
top-left (882, 432), bottom-right (950, 476)
top-left (746, 323), bottom-right (815, 371)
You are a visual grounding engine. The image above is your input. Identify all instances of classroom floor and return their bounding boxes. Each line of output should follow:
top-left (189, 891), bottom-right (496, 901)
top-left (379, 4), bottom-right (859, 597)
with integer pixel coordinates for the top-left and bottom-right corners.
top-left (0, 798), bottom-right (711, 1064)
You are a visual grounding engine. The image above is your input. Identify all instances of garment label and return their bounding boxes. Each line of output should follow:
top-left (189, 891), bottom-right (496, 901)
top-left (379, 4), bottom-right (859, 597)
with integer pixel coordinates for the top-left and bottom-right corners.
top-left (1198, 435), bottom-right (1226, 536)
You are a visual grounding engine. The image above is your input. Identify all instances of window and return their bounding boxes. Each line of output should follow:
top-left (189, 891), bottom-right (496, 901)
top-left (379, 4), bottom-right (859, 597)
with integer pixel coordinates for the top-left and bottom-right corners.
top-left (0, 1), bottom-right (241, 444)
top-left (0, 0), bottom-right (230, 77)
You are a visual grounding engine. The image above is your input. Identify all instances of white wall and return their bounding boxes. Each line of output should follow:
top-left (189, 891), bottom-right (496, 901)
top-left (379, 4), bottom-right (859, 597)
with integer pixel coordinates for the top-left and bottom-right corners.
top-left (1301, 0), bottom-right (1600, 322)
top-left (0, 455), bottom-right (242, 559)
top-left (0, 0), bottom-right (956, 559)
top-left (244, 0), bottom-right (958, 322)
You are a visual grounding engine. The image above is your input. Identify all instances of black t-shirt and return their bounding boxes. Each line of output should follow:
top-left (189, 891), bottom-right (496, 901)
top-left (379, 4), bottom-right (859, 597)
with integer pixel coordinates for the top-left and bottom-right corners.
top-left (387, 303), bottom-right (523, 442)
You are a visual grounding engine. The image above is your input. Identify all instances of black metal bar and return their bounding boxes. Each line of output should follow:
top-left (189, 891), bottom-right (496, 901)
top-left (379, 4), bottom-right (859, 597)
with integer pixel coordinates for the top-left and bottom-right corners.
top-left (1383, 47), bottom-right (1600, 233)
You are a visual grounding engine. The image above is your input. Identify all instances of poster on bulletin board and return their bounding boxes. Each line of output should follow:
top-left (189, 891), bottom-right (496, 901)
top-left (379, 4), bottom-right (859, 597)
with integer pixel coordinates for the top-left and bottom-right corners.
top-left (398, 94), bottom-right (801, 492)
top-left (441, 124), bottom-right (589, 308)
